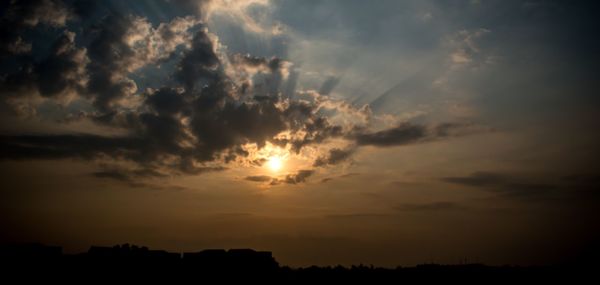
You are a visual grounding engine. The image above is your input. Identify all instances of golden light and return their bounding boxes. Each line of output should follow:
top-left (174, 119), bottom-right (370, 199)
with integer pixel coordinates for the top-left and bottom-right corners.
top-left (266, 156), bottom-right (284, 172)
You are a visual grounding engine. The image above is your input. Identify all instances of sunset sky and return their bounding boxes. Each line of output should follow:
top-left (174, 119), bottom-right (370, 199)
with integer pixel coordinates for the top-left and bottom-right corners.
top-left (1, 0), bottom-right (598, 267)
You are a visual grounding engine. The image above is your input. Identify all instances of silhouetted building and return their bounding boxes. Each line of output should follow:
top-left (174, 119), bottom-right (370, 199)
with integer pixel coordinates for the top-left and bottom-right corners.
top-left (183, 248), bottom-right (278, 272)
top-left (0, 242), bottom-right (593, 283)
top-left (183, 249), bottom-right (227, 268)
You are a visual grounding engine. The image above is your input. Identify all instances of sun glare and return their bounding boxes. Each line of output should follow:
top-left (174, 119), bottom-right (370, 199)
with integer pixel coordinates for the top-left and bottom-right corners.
top-left (266, 156), bottom-right (284, 172)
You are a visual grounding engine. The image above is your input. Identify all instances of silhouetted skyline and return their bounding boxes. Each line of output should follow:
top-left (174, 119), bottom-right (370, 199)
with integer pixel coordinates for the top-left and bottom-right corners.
top-left (2, 243), bottom-right (596, 282)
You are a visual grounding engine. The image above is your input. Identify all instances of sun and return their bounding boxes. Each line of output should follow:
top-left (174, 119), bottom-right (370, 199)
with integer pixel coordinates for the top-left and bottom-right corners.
top-left (266, 156), bottom-right (284, 172)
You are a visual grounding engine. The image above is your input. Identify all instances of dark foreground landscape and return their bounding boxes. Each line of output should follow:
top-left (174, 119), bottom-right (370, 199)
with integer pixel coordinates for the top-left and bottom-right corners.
top-left (1, 243), bottom-right (597, 283)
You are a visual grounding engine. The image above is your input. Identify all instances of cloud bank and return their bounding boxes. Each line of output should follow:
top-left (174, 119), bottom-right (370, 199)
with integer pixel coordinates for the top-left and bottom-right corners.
top-left (0, 0), bottom-right (477, 185)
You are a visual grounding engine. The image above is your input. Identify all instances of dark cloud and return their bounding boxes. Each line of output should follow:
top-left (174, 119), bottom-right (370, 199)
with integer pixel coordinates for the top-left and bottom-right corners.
top-left (441, 171), bottom-right (506, 187)
top-left (0, 0), bottom-right (483, 185)
top-left (0, 0), bottom-right (341, 175)
top-left (354, 123), bottom-right (427, 147)
top-left (34, 30), bottom-right (88, 98)
top-left (245, 175), bottom-right (272, 182)
top-left (0, 17), bottom-right (340, 175)
top-left (188, 86), bottom-right (287, 161)
top-left (84, 13), bottom-right (201, 112)
top-left (433, 122), bottom-right (482, 138)
top-left (175, 29), bottom-right (220, 91)
top-left (267, 170), bottom-right (315, 185)
top-left (230, 54), bottom-right (281, 71)
top-left (93, 167), bottom-right (201, 182)
top-left (439, 171), bottom-right (600, 204)
top-left (0, 134), bottom-right (142, 160)
top-left (282, 117), bottom-right (344, 153)
top-left (441, 172), bottom-right (560, 201)
top-left (245, 170), bottom-right (316, 185)
top-left (180, 57), bottom-right (343, 161)
top-left (129, 113), bottom-right (190, 161)
top-left (320, 172), bottom-right (359, 183)
top-left (179, 164), bottom-right (227, 175)
top-left (352, 122), bottom-right (486, 148)
top-left (6, 0), bottom-right (73, 27)
top-left (92, 169), bottom-right (188, 191)
top-left (0, 128), bottom-right (223, 175)
top-left (228, 54), bottom-right (289, 97)
top-left (0, 29), bottom-right (87, 102)
top-left (282, 169), bottom-right (315, 184)
top-left (145, 87), bottom-right (187, 116)
top-left (313, 147), bottom-right (355, 167)
top-left (0, 0), bottom-right (73, 56)
top-left (85, 14), bottom-right (143, 111)
top-left (0, 59), bottom-right (37, 102)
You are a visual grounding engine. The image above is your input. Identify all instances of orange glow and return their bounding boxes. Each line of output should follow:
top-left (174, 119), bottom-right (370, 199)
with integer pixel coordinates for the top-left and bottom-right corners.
top-left (266, 156), bottom-right (284, 172)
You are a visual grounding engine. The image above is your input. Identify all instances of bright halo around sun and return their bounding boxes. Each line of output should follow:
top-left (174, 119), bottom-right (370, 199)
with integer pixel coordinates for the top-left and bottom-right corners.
top-left (266, 156), bottom-right (284, 172)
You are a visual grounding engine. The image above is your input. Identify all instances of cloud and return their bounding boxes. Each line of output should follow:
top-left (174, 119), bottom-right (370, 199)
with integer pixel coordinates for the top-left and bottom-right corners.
top-left (440, 171), bottom-right (600, 203)
top-left (226, 54), bottom-right (290, 97)
top-left (245, 175), bottom-right (272, 182)
top-left (0, 29), bottom-right (88, 106)
top-left (320, 172), bottom-right (359, 183)
top-left (34, 30), bottom-right (88, 98)
top-left (9, 0), bottom-right (73, 27)
top-left (354, 123), bottom-right (427, 147)
top-left (92, 164), bottom-right (223, 190)
top-left (266, 170), bottom-right (315, 185)
top-left (0, 0), bottom-right (347, 177)
top-left (174, 28), bottom-right (220, 92)
top-left (313, 147), bottom-right (355, 167)
top-left (0, 0), bottom-right (74, 56)
top-left (0, 134), bottom-right (141, 160)
top-left (441, 172), bottom-right (559, 201)
top-left (280, 117), bottom-right (344, 153)
top-left (1, 9), bottom-right (201, 112)
top-left (0, 40), bottom-right (340, 174)
top-left (0, 0), bottom-right (489, 186)
top-left (86, 14), bottom-right (200, 111)
top-left (244, 169), bottom-right (316, 185)
top-left (144, 88), bottom-right (187, 116)
top-left (283, 169), bottom-right (314, 184)
top-left (352, 122), bottom-right (487, 147)
top-left (447, 28), bottom-right (491, 68)
top-left (92, 169), bottom-right (188, 190)
top-left (441, 171), bottom-right (506, 187)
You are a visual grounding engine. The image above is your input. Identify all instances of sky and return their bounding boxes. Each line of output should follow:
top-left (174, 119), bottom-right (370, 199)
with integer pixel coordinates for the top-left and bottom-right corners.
top-left (0, 0), bottom-right (599, 267)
